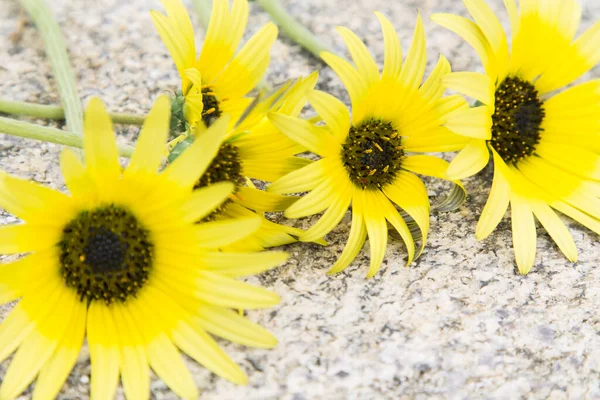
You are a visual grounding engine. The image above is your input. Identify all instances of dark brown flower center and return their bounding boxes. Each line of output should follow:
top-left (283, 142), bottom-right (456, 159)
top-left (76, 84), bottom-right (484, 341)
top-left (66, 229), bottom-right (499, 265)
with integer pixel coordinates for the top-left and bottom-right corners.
top-left (491, 76), bottom-right (545, 165)
top-left (59, 205), bottom-right (153, 304)
top-left (341, 119), bottom-right (404, 190)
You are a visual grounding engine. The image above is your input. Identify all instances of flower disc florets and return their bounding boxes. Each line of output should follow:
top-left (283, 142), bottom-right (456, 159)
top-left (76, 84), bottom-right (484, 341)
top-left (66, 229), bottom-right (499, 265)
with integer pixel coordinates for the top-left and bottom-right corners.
top-left (491, 76), bottom-right (545, 164)
top-left (342, 118), bottom-right (404, 190)
top-left (59, 205), bottom-right (153, 304)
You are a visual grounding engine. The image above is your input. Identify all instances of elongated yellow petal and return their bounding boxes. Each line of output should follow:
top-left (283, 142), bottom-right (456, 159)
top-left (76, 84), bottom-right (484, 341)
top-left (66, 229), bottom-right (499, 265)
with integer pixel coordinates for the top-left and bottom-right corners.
top-left (127, 95), bottom-right (170, 177)
top-left (60, 148), bottom-right (92, 198)
top-left (33, 297), bottom-right (86, 400)
top-left (321, 52), bottom-right (369, 123)
top-left (215, 23), bottom-right (278, 99)
top-left (196, 271), bottom-right (280, 309)
top-left (402, 155), bottom-right (451, 180)
top-left (194, 250), bottom-right (289, 277)
top-left (446, 139), bottom-right (490, 180)
top-left (503, 0), bottom-right (519, 38)
top-left (236, 186), bottom-right (298, 212)
top-left (87, 302), bottom-right (120, 400)
top-left (268, 158), bottom-right (328, 194)
top-left (268, 113), bottom-right (339, 157)
top-left (530, 200), bottom-right (577, 262)
top-left (375, 11), bottom-right (402, 80)
top-left (476, 158), bottom-right (511, 240)
top-left (337, 26), bottom-right (380, 85)
top-left (362, 191), bottom-right (389, 278)
top-left (173, 322), bottom-right (247, 384)
top-left (307, 89), bottom-right (350, 143)
top-left (510, 193), bottom-right (537, 274)
top-left (444, 106), bottom-right (492, 139)
top-left (399, 14), bottom-right (426, 91)
top-left (284, 175), bottom-right (338, 218)
top-left (242, 156), bottom-right (312, 183)
top-left (83, 98), bottom-right (121, 191)
top-left (163, 114), bottom-right (229, 190)
top-left (187, 216), bottom-right (261, 248)
top-left (0, 223), bottom-right (61, 254)
top-left (431, 13), bottom-right (496, 78)
top-left (443, 72), bottom-right (495, 106)
top-left (196, 304), bottom-right (277, 348)
top-left (418, 55), bottom-right (451, 109)
top-left (178, 182), bottom-right (234, 223)
top-left (300, 177), bottom-right (352, 243)
top-left (551, 200), bottom-right (600, 236)
top-left (328, 187), bottom-right (367, 274)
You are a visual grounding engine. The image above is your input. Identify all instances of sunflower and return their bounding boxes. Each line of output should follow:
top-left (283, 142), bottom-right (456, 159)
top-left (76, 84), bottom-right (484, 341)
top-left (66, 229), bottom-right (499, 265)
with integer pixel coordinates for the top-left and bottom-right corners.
top-left (268, 13), bottom-right (474, 278)
top-left (151, 0), bottom-right (277, 133)
top-left (0, 96), bottom-right (287, 400)
top-left (433, 0), bottom-right (600, 274)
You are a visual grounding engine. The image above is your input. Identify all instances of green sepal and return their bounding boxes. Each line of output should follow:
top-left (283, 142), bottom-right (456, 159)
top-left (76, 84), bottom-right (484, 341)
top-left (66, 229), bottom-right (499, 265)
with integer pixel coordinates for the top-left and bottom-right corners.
top-left (167, 135), bottom-right (195, 163)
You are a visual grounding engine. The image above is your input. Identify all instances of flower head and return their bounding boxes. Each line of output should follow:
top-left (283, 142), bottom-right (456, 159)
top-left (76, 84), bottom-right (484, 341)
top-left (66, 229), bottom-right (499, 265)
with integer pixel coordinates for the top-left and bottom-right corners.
top-left (268, 13), bottom-right (469, 277)
top-left (433, 0), bottom-right (600, 273)
top-left (151, 0), bottom-right (277, 132)
top-left (0, 97), bottom-right (287, 399)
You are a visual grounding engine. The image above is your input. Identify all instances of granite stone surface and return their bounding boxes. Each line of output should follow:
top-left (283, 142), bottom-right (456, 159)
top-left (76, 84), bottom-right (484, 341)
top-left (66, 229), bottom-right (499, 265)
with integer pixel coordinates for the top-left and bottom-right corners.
top-left (1, 0), bottom-right (600, 398)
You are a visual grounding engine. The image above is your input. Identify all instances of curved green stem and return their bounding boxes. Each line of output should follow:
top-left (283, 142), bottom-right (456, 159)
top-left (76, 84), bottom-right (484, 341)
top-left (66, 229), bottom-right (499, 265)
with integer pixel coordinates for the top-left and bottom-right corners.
top-left (256, 0), bottom-right (335, 61)
top-left (0, 116), bottom-right (134, 157)
top-left (0, 99), bottom-right (146, 125)
top-left (19, 0), bottom-right (84, 136)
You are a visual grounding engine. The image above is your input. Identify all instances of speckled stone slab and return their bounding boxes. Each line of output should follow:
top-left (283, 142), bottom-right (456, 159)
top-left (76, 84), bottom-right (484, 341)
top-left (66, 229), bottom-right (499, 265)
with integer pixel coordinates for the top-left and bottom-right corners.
top-left (1, 0), bottom-right (600, 398)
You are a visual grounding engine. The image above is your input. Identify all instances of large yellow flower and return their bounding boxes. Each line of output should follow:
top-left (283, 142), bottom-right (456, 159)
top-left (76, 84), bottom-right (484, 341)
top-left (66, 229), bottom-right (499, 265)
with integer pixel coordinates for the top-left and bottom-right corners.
top-left (0, 97), bottom-right (287, 399)
top-left (433, 0), bottom-right (600, 274)
top-left (268, 13), bottom-right (473, 278)
top-left (151, 0), bottom-right (277, 132)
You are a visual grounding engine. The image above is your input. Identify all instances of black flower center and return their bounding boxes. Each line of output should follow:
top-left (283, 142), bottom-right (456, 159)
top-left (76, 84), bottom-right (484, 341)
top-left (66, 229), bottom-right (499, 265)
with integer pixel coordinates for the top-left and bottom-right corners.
top-left (491, 76), bottom-right (545, 165)
top-left (341, 119), bottom-right (404, 190)
top-left (201, 87), bottom-right (221, 127)
top-left (194, 143), bottom-right (244, 220)
top-left (59, 205), bottom-right (153, 304)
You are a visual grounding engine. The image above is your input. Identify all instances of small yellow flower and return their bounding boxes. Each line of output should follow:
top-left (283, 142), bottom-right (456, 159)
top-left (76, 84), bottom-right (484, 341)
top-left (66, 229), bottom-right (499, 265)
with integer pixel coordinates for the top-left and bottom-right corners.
top-left (268, 13), bottom-right (470, 277)
top-left (0, 97), bottom-right (287, 399)
top-left (151, 0), bottom-right (277, 132)
top-left (433, 0), bottom-right (600, 274)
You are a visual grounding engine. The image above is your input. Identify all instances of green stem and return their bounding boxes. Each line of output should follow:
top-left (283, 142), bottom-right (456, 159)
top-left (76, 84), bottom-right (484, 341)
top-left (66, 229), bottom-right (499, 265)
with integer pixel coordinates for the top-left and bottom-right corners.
top-left (192, 0), bottom-right (212, 31)
top-left (0, 116), bottom-right (134, 157)
top-left (0, 99), bottom-right (146, 125)
top-left (19, 0), bottom-right (84, 136)
top-left (257, 0), bottom-right (335, 61)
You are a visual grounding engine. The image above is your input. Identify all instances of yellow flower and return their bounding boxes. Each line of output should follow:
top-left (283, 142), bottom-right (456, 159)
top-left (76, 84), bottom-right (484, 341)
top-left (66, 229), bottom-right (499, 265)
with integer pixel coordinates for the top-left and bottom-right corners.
top-left (433, 0), bottom-right (600, 274)
top-left (0, 97), bottom-right (287, 399)
top-left (268, 13), bottom-right (471, 278)
top-left (151, 0), bottom-right (277, 132)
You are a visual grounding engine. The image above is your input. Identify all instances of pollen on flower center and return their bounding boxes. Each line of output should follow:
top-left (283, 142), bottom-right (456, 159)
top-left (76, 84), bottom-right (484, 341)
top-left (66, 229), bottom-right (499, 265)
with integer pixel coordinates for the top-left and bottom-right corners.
top-left (201, 87), bottom-right (222, 127)
top-left (194, 143), bottom-right (244, 219)
top-left (341, 118), bottom-right (404, 190)
top-left (59, 205), bottom-right (153, 304)
top-left (491, 76), bottom-right (545, 165)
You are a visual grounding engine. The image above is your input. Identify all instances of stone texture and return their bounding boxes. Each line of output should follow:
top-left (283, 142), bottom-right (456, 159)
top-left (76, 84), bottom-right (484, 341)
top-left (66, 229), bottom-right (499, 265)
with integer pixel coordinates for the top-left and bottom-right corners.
top-left (1, 0), bottom-right (600, 398)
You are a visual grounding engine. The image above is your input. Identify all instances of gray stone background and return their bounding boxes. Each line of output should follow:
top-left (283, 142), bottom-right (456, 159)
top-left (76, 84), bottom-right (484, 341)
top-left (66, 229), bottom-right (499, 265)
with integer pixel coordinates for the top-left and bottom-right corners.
top-left (1, 0), bottom-right (600, 398)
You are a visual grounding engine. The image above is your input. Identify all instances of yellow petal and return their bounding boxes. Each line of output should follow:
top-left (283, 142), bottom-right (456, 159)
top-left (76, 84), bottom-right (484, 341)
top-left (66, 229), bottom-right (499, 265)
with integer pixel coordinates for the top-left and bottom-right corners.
top-left (0, 223), bottom-right (61, 254)
top-left (179, 182), bottom-right (234, 223)
top-left (268, 158), bottom-right (328, 194)
top-left (398, 14), bottom-right (426, 91)
top-left (33, 299), bottom-right (86, 400)
top-left (268, 113), bottom-right (339, 157)
top-left (236, 186), bottom-right (298, 212)
top-left (362, 191), bottom-right (389, 278)
top-left (284, 174), bottom-right (339, 219)
top-left (336, 26), bottom-right (380, 85)
top-left (83, 97), bottom-right (121, 189)
top-left (375, 11), bottom-right (402, 80)
top-left (402, 155), bottom-right (451, 180)
top-left (444, 106), bottom-right (492, 139)
top-left (328, 187), bottom-right (367, 274)
top-left (510, 193), bottom-right (537, 274)
top-left (163, 114), bottom-right (229, 190)
top-left (418, 55), bottom-right (451, 108)
top-left (476, 158), bottom-right (511, 240)
top-left (172, 322), bottom-right (247, 384)
top-left (307, 89), bottom-right (350, 143)
top-left (60, 148), bottom-right (92, 198)
top-left (188, 216), bottom-right (262, 249)
top-left (127, 95), bottom-right (170, 177)
top-left (196, 271), bottom-right (280, 309)
top-left (442, 72), bottom-right (495, 105)
top-left (87, 302), bottom-right (120, 400)
top-left (446, 139), bottom-right (490, 180)
top-left (531, 200), bottom-right (577, 263)
top-left (194, 250), bottom-right (289, 277)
